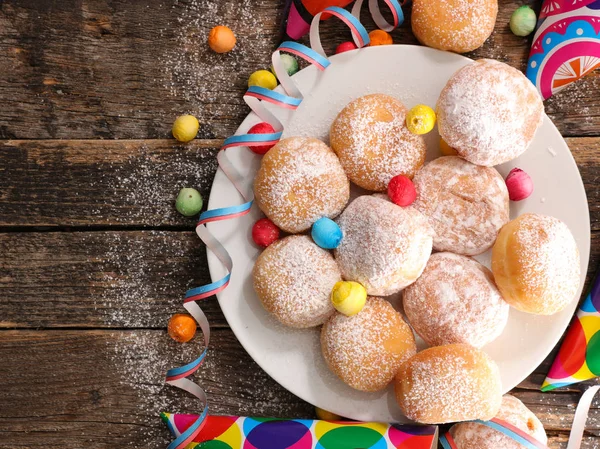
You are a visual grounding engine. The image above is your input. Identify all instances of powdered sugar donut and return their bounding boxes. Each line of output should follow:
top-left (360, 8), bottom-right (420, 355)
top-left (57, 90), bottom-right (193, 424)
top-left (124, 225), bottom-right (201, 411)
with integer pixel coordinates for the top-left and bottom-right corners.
top-left (492, 213), bottom-right (580, 315)
top-left (321, 297), bottom-right (417, 392)
top-left (450, 395), bottom-right (548, 448)
top-left (334, 195), bottom-right (433, 296)
top-left (394, 344), bottom-right (502, 424)
top-left (412, 156), bottom-right (509, 256)
top-left (330, 94), bottom-right (427, 191)
top-left (403, 252), bottom-right (509, 348)
top-left (253, 235), bottom-right (339, 328)
top-left (411, 0), bottom-right (497, 53)
top-left (254, 137), bottom-right (350, 233)
top-left (437, 59), bottom-right (544, 166)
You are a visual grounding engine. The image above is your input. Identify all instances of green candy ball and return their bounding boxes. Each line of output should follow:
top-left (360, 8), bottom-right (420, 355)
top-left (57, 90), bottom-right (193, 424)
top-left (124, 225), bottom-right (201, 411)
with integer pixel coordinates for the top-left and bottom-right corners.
top-left (271, 53), bottom-right (299, 77)
top-left (175, 188), bottom-right (203, 217)
top-left (510, 5), bottom-right (537, 37)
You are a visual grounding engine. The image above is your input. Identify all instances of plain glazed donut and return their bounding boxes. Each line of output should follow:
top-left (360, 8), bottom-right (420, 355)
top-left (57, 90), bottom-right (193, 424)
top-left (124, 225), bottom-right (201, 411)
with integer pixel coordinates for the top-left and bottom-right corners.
top-left (254, 137), bottom-right (350, 233)
top-left (450, 395), bottom-right (548, 449)
top-left (253, 235), bottom-right (339, 328)
top-left (437, 59), bottom-right (544, 166)
top-left (321, 297), bottom-right (417, 392)
top-left (412, 156), bottom-right (509, 256)
top-left (403, 252), bottom-right (509, 348)
top-left (394, 344), bottom-right (502, 424)
top-left (411, 0), bottom-right (498, 53)
top-left (491, 213), bottom-right (580, 315)
top-left (334, 195), bottom-right (433, 296)
top-left (330, 94), bottom-right (427, 191)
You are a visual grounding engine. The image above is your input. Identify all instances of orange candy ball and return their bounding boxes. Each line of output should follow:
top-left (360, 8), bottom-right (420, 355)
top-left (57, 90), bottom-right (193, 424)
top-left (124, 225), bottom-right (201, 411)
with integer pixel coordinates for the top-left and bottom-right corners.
top-left (439, 137), bottom-right (458, 156)
top-left (368, 29), bottom-right (393, 46)
top-left (168, 314), bottom-right (197, 343)
top-left (208, 25), bottom-right (236, 53)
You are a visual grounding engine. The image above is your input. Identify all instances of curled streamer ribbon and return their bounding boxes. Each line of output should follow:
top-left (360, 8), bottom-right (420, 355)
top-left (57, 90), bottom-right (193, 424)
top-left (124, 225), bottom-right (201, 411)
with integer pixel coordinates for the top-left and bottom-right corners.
top-left (439, 386), bottom-right (600, 449)
top-left (163, 4), bottom-right (408, 448)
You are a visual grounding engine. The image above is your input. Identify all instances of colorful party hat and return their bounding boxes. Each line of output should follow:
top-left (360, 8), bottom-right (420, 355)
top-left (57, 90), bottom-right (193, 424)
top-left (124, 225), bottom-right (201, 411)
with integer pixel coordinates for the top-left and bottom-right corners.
top-left (526, 0), bottom-right (600, 100)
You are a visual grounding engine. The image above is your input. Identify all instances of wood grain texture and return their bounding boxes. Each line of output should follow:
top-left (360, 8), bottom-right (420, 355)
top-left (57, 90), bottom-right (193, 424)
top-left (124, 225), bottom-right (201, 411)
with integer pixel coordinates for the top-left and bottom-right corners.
top-left (1, 137), bottom-right (599, 228)
top-left (0, 0), bottom-right (598, 140)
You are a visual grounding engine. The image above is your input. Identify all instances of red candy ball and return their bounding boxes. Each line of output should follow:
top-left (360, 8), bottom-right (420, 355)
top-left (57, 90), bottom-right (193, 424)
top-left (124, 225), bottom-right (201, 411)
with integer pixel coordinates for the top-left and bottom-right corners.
top-left (252, 218), bottom-right (280, 248)
top-left (248, 122), bottom-right (277, 155)
top-left (335, 41), bottom-right (358, 54)
top-left (388, 175), bottom-right (417, 207)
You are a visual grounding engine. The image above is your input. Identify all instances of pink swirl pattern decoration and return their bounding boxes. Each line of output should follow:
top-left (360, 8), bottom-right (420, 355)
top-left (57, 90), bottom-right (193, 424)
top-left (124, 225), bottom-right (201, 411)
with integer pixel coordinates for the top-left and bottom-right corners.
top-left (162, 3), bottom-right (408, 449)
top-left (526, 0), bottom-right (600, 100)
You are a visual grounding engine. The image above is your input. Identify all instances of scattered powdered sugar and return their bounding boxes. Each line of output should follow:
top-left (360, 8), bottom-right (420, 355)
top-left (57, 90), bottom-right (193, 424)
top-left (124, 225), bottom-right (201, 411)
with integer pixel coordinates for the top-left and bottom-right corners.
top-left (412, 156), bottom-right (509, 256)
top-left (329, 94), bottom-right (426, 191)
top-left (334, 195), bottom-right (433, 296)
top-left (397, 344), bottom-right (502, 424)
top-left (253, 235), bottom-right (340, 328)
top-left (510, 214), bottom-right (580, 313)
top-left (451, 395), bottom-right (548, 448)
top-left (254, 137), bottom-right (350, 233)
top-left (321, 297), bottom-right (416, 392)
top-left (403, 252), bottom-right (509, 348)
top-left (436, 59), bottom-right (544, 166)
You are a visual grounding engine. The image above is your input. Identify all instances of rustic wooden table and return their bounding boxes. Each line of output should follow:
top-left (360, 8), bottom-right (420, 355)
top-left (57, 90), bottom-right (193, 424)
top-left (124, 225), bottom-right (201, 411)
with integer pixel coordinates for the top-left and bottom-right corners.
top-left (1, 0), bottom-right (599, 447)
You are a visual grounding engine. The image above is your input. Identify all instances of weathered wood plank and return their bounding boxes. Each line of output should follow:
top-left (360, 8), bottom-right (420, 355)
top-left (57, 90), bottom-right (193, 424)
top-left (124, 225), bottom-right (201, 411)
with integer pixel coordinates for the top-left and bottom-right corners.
top-left (0, 329), bottom-right (597, 448)
top-left (1, 137), bottom-right (599, 228)
top-left (2, 228), bottom-right (600, 329)
top-left (0, 0), bottom-right (597, 140)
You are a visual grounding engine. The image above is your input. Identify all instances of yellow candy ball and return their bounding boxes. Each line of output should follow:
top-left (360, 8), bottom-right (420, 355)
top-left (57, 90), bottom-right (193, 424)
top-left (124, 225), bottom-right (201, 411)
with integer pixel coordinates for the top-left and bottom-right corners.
top-left (330, 281), bottom-right (367, 316)
top-left (172, 115), bottom-right (199, 143)
top-left (439, 137), bottom-right (458, 156)
top-left (406, 104), bottom-right (436, 135)
top-left (315, 407), bottom-right (343, 421)
top-left (248, 70), bottom-right (278, 90)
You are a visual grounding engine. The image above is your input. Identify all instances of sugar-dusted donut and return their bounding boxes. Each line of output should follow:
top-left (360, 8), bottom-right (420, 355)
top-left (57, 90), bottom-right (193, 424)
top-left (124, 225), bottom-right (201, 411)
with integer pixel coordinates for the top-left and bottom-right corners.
top-left (412, 156), bottom-right (509, 256)
top-left (253, 235), bottom-right (339, 328)
top-left (450, 395), bottom-right (548, 448)
top-left (254, 137), bottom-right (350, 233)
top-left (403, 252), bottom-right (509, 348)
top-left (492, 213), bottom-right (580, 315)
top-left (334, 195), bottom-right (433, 296)
top-left (411, 0), bottom-right (498, 53)
top-left (437, 59), bottom-right (544, 167)
top-left (395, 344), bottom-right (502, 424)
top-left (321, 297), bottom-right (417, 392)
top-left (329, 94), bottom-right (426, 191)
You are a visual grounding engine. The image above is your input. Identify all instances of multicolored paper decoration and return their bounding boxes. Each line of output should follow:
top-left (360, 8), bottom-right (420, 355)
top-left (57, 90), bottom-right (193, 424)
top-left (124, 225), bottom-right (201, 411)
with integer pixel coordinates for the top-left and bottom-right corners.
top-left (542, 268), bottom-right (600, 391)
top-left (526, 0), bottom-right (600, 100)
top-left (160, 414), bottom-right (438, 449)
top-left (440, 419), bottom-right (550, 449)
top-left (163, 4), bottom-right (404, 449)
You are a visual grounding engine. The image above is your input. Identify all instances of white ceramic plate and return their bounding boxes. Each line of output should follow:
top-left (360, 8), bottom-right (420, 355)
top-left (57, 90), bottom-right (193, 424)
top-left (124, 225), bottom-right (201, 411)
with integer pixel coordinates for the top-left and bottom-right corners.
top-left (206, 45), bottom-right (590, 422)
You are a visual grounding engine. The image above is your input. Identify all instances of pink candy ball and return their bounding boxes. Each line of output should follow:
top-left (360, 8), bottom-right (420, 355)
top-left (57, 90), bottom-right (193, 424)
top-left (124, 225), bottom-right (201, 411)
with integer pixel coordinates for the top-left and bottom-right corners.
top-left (252, 218), bottom-right (280, 248)
top-left (505, 168), bottom-right (533, 201)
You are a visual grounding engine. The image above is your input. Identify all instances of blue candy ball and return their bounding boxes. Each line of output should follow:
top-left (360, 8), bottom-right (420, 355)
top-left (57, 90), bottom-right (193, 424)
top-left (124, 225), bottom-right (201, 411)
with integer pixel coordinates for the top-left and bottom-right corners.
top-left (311, 217), bottom-right (343, 250)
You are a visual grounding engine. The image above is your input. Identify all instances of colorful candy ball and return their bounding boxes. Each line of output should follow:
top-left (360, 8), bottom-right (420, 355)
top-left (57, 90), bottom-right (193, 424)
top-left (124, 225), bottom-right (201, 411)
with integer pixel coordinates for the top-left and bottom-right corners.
top-left (510, 6), bottom-right (537, 37)
top-left (406, 104), bottom-right (436, 135)
top-left (368, 29), bottom-right (393, 46)
top-left (208, 25), bottom-right (236, 53)
top-left (505, 168), bottom-right (533, 201)
top-left (172, 115), bottom-right (199, 143)
top-left (272, 53), bottom-right (299, 77)
top-left (315, 407), bottom-right (343, 421)
top-left (311, 217), bottom-right (343, 250)
top-left (248, 122), bottom-right (277, 155)
top-left (331, 281), bottom-right (367, 316)
top-left (439, 137), bottom-right (458, 156)
top-left (388, 175), bottom-right (417, 207)
top-left (168, 314), bottom-right (197, 343)
top-left (248, 70), bottom-right (278, 90)
top-left (176, 188), bottom-right (204, 216)
top-left (252, 218), bottom-right (280, 248)
top-left (335, 41), bottom-right (358, 54)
